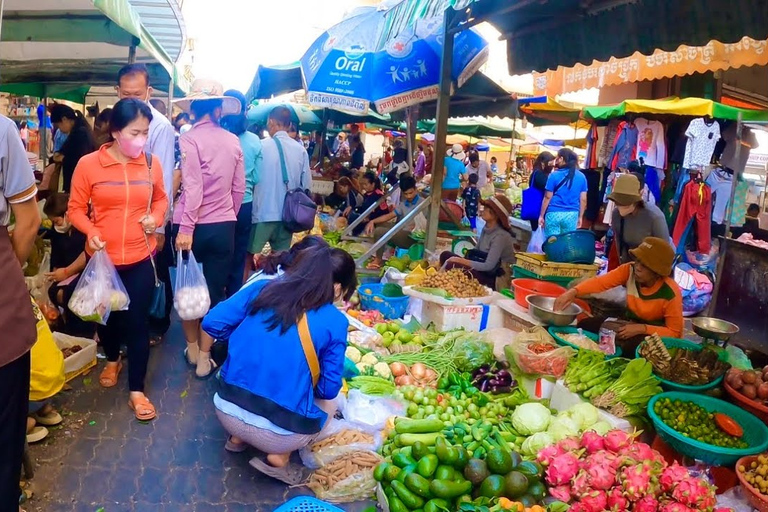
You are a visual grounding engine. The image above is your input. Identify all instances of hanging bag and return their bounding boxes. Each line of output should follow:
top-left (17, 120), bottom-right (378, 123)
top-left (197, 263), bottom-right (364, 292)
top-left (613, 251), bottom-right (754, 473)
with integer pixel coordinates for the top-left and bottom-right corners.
top-left (521, 171), bottom-right (544, 220)
top-left (143, 154), bottom-right (167, 320)
top-left (174, 250), bottom-right (211, 321)
top-left (68, 250), bottom-right (130, 325)
top-left (275, 137), bottom-right (317, 233)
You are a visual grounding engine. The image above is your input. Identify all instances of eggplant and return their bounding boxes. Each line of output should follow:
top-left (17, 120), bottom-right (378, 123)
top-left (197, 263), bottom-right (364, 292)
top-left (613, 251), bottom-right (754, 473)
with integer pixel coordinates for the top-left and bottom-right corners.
top-left (480, 380), bottom-right (490, 392)
top-left (496, 369), bottom-right (512, 380)
top-left (493, 386), bottom-right (512, 394)
top-left (488, 379), bottom-right (502, 388)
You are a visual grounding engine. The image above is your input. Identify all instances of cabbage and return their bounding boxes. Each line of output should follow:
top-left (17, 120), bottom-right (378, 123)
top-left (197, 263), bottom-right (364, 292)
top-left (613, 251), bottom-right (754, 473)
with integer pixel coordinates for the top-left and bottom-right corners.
top-left (586, 421), bottom-right (612, 436)
top-left (511, 403), bottom-right (552, 435)
top-left (567, 403), bottom-right (599, 430)
top-left (521, 432), bottom-right (554, 457)
top-left (548, 416), bottom-right (580, 441)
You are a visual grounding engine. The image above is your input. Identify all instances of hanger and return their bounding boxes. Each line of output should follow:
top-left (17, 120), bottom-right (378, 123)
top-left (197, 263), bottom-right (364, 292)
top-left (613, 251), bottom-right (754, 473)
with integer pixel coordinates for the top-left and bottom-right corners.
top-left (703, 115), bottom-right (715, 126)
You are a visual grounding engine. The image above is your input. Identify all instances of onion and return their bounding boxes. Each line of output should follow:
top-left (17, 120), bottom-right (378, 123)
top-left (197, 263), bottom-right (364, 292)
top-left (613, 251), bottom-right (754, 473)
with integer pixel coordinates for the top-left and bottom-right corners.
top-left (390, 362), bottom-right (408, 378)
top-left (743, 371), bottom-right (757, 384)
top-left (410, 363), bottom-right (427, 380)
top-left (395, 375), bottom-right (415, 386)
top-left (742, 384), bottom-right (757, 400)
top-left (424, 368), bottom-right (438, 382)
top-left (758, 382), bottom-right (768, 400)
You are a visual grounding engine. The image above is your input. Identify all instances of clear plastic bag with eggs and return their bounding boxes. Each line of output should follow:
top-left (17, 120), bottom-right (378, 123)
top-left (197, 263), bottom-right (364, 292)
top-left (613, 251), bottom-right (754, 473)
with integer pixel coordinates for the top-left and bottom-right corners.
top-left (174, 251), bottom-right (211, 321)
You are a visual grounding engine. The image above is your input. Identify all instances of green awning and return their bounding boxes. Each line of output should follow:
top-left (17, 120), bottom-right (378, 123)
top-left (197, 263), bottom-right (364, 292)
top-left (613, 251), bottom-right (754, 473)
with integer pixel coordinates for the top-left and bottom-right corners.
top-left (418, 117), bottom-right (525, 139)
top-left (246, 63), bottom-right (304, 102)
top-left (583, 98), bottom-right (768, 122)
top-left (464, 0), bottom-right (768, 75)
top-left (0, 84), bottom-right (91, 104)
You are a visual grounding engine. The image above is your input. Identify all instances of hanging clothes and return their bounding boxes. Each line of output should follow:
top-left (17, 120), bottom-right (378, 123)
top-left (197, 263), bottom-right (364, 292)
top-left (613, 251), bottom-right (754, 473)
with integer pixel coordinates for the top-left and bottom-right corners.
top-left (635, 118), bottom-right (667, 169)
top-left (673, 178), bottom-right (712, 254)
top-left (598, 120), bottom-right (621, 168)
top-left (608, 121), bottom-right (639, 170)
top-left (683, 118), bottom-right (721, 169)
top-left (706, 168), bottom-right (733, 225)
top-left (644, 166), bottom-right (662, 204)
top-left (730, 177), bottom-right (750, 227)
top-left (583, 123), bottom-right (599, 169)
top-left (720, 124), bottom-right (758, 173)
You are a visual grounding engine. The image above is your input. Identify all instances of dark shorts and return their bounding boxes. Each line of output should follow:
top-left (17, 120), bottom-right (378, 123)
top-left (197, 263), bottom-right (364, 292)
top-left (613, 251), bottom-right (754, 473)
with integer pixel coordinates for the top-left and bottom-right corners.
top-left (249, 221), bottom-right (292, 254)
top-left (173, 222), bottom-right (236, 309)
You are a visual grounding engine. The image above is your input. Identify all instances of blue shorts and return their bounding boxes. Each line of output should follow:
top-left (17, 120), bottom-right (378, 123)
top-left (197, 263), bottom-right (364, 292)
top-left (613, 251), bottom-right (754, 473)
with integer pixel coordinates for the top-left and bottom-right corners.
top-left (544, 211), bottom-right (579, 237)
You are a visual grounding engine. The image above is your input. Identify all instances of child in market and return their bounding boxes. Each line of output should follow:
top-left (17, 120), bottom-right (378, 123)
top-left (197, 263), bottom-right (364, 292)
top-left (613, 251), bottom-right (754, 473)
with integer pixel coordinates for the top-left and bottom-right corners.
top-left (349, 171), bottom-right (390, 236)
top-left (462, 173), bottom-right (481, 230)
top-left (42, 193), bottom-right (93, 337)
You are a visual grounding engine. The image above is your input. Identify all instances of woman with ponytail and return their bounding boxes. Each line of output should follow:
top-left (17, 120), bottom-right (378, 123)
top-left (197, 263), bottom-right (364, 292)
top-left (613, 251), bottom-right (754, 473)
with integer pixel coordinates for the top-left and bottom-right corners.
top-left (50, 104), bottom-right (97, 192)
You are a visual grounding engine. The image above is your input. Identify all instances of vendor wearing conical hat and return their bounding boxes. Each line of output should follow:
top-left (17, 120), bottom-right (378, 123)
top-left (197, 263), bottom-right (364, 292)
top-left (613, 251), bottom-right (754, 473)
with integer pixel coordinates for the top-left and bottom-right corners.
top-left (554, 236), bottom-right (683, 353)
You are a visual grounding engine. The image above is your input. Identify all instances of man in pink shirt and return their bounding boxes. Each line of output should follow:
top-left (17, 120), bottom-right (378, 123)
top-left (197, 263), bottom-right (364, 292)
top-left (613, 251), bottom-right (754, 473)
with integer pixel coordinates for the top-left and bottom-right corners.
top-left (173, 79), bottom-right (245, 378)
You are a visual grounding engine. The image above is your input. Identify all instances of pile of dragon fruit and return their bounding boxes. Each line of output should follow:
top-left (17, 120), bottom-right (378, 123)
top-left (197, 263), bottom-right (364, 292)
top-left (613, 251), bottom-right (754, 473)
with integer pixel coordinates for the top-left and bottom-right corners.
top-left (537, 429), bottom-right (732, 512)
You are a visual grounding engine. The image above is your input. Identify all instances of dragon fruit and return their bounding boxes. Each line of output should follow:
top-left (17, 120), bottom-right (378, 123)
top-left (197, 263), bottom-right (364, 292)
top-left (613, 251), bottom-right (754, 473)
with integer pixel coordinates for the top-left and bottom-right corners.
top-left (671, 477), bottom-right (716, 509)
top-left (584, 450), bottom-right (620, 471)
top-left (556, 437), bottom-right (581, 453)
top-left (570, 470), bottom-right (592, 497)
top-left (607, 487), bottom-right (630, 511)
top-left (634, 495), bottom-right (660, 512)
top-left (584, 459), bottom-right (616, 490)
top-left (620, 442), bottom-right (662, 464)
top-left (604, 429), bottom-right (636, 453)
top-left (548, 485), bottom-right (572, 503)
top-left (568, 503), bottom-right (589, 512)
top-left (537, 444), bottom-right (564, 466)
top-left (545, 452), bottom-right (581, 486)
top-left (581, 430), bottom-right (605, 453)
top-left (619, 463), bottom-right (655, 501)
top-left (658, 502), bottom-right (694, 512)
top-left (660, 463), bottom-right (690, 492)
top-left (579, 490), bottom-right (608, 512)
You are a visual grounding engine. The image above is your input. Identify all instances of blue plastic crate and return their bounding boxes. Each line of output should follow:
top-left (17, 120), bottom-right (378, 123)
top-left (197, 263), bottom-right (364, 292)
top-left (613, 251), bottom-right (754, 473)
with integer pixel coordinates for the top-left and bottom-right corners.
top-left (358, 283), bottom-right (410, 319)
top-left (274, 496), bottom-right (345, 512)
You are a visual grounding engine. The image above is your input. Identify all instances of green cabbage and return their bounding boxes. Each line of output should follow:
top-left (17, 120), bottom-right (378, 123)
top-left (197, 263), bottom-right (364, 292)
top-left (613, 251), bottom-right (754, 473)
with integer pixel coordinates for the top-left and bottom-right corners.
top-left (521, 432), bottom-right (554, 456)
top-left (452, 337), bottom-right (495, 372)
top-left (511, 402), bottom-right (552, 435)
top-left (548, 415), bottom-right (580, 441)
top-left (586, 420), bottom-right (612, 436)
top-left (566, 403), bottom-right (599, 429)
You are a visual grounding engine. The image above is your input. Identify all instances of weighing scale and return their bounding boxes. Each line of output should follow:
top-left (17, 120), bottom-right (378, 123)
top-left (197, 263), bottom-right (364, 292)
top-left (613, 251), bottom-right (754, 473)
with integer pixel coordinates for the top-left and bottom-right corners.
top-left (691, 317), bottom-right (740, 347)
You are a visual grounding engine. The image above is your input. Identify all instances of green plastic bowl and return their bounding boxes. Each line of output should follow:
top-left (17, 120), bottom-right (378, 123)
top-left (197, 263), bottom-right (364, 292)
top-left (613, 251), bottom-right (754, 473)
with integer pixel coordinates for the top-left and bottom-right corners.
top-left (635, 338), bottom-right (726, 392)
top-left (648, 391), bottom-right (768, 466)
top-left (548, 326), bottom-right (623, 358)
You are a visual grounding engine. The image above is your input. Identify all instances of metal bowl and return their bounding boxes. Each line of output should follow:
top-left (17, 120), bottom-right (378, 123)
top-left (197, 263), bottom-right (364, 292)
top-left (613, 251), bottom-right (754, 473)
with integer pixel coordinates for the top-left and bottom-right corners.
top-left (691, 317), bottom-right (739, 342)
top-left (526, 294), bottom-right (582, 327)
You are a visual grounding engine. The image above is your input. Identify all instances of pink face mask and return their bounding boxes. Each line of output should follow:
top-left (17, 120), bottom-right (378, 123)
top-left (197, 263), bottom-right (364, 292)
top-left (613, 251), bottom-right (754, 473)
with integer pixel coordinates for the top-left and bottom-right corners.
top-left (115, 133), bottom-right (147, 159)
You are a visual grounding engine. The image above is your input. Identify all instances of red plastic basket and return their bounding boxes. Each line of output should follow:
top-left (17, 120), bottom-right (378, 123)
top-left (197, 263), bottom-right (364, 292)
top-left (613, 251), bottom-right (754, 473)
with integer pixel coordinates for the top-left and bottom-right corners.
top-left (736, 456), bottom-right (768, 512)
top-left (725, 381), bottom-right (768, 424)
top-left (511, 278), bottom-right (566, 310)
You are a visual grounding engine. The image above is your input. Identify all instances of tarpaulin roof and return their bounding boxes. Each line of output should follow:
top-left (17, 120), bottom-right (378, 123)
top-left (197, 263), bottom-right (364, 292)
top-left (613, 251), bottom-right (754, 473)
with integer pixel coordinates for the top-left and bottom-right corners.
top-left (246, 63), bottom-right (304, 102)
top-left (463, 0), bottom-right (768, 75)
top-left (519, 96), bottom-right (585, 126)
top-left (416, 117), bottom-right (524, 139)
top-left (582, 98), bottom-right (768, 122)
top-left (1, 0), bottom-right (186, 93)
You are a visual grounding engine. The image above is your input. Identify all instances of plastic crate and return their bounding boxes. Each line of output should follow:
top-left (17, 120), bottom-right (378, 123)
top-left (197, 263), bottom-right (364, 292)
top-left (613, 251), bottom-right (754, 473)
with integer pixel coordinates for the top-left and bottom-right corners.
top-left (512, 265), bottom-right (575, 288)
top-left (635, 337), bottom-right (726, 392)
top-left (648, 391), bottom-right (768, 466)
top-left (515, 252), bottom-right (599, 280)
top-left (358, 283), bottom-right (410, 319)
top-left (273, 496), bottom-right (345, 512)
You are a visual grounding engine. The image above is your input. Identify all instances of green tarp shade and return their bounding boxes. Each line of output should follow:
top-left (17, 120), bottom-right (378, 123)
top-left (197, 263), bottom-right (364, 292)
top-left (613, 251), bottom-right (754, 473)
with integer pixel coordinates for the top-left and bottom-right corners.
top-left (583, 98), bottom-right (768, 122)
top-left (417, 118), bottom-right (524, 139)
top-left (0, 83), bottom-right (91, 104)
top-left (246, 63), bottom-right (304, 102)
top-left (465, 0), bottom-right (768, 75)
top-left (320, 109), bottom-right (398, 128)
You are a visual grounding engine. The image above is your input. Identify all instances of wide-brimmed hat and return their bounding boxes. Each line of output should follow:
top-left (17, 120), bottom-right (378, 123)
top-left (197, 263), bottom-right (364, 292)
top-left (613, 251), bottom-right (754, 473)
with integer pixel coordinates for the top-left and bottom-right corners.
top-left (629, 236), bottom-right (675, 276)
top-left (447, 143), bottom-right (465, 161)
top-left (481, 194), bottom-right (513, 231)
top-left (174, 79), bottom-right (241, 116)
top-left (607, 173), bottom-right (643, 206)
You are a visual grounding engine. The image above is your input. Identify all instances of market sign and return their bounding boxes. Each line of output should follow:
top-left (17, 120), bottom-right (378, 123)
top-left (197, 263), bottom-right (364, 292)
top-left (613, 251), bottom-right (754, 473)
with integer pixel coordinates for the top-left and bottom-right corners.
top-left (532, 37), bottom-right (768, 97)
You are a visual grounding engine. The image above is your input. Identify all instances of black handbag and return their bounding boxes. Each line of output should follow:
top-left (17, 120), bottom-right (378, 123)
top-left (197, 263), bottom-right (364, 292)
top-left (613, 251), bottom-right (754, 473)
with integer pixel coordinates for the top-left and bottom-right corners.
top-left (143, 154), bottom-right (167, 320)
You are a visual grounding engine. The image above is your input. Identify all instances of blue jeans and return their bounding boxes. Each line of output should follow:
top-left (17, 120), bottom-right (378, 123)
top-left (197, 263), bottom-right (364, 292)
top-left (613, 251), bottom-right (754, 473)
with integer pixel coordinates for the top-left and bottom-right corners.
top-left (544, 211), bottom-right (579, 237)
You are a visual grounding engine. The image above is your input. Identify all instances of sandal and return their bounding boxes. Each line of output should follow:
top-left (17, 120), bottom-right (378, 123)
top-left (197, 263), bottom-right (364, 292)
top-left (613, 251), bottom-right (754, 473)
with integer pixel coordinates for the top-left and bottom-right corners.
top-left (195, 355), bottom-right (218, 379)
top-left (99, 361), bottom-right (122, 388)
top-left (26, 426), bottom-right (48, 444)
top-left (128, 395), bottom-right (157, 421)
top-left (183, 346), bottom-right (198, 367)
top-left (32, 410), bottom-right (62, 427)
top-left (248, 457), bottom-right (306, 485)
top-left (225, 436), bottom-right (247, 453)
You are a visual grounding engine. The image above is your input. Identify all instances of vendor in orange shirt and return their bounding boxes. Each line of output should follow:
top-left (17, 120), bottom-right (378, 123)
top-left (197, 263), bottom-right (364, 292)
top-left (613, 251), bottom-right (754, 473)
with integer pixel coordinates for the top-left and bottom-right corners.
top-left (553, 236), bottom-right (683, 354)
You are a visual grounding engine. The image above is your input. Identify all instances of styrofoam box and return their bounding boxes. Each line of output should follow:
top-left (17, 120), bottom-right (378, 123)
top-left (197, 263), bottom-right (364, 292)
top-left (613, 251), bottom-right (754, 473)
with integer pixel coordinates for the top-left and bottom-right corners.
top-left (550, 379), bottom-right (633, 433)
top-left (517, 375), bottom-right (557, 400)
top-left (402, 285), bottom-right (495, 306)
top-left (419, 300), bottom-right (503, 332)
top-left (53, 332), bottom-right (97, 377)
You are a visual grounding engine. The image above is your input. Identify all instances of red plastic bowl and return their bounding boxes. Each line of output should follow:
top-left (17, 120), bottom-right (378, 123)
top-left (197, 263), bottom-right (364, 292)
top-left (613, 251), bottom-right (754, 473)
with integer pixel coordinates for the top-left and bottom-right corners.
top-left (511, 278), bottom-right (566, 310)
top-left (725, 381), bottom-right (768, 424)
top-left (736, 455), bottom-right (768, 512)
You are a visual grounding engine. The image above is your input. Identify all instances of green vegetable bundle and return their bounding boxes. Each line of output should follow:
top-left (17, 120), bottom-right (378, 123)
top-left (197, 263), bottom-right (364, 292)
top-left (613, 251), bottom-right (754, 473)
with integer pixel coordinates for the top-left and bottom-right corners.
top-left (591, 358), bottom-right (662, 417)
top-left (564, 352), bottom-right (629, 398)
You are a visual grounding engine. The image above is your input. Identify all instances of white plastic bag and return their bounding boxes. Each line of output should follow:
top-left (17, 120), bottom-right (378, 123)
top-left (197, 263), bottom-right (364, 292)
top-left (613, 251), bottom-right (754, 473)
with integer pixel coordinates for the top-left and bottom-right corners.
top-left (68, 250), bottom-right (130, 325)
top-left (527, 228), bottom-right (546, 254)
top-left (174, 251), bottom-right (211, 320)
top-left (340, 389), bottom-right (405, 431)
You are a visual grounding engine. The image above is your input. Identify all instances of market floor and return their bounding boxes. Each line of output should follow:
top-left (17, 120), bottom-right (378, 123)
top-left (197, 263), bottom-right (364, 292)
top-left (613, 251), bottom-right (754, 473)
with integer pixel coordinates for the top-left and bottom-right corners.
top-left (26, 319), bottom-right (374, 512)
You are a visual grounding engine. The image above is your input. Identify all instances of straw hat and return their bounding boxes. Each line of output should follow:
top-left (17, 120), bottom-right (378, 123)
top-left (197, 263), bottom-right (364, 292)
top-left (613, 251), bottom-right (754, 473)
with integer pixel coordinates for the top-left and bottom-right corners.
top-left (629, 236), bottom-right (675, 276)
top-left (174, 79), bottom-right (241, 115)
top-left (447, 143), bottom-right (465, 161)
top-left (481, 194), bottom-right (513, 231)
top-left (607, 173), bottom-right (643, 206)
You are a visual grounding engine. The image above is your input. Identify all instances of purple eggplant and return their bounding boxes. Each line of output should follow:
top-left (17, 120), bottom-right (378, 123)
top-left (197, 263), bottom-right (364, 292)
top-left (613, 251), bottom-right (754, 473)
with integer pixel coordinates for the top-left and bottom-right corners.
top-left (494, 386), bottom-right (512, 394)
top-left (497, 369), bottom-right (512, 381)
top-left (488, 379), bottom-right (502, 388)
top-left (480, 380), bottom-right (490, 392)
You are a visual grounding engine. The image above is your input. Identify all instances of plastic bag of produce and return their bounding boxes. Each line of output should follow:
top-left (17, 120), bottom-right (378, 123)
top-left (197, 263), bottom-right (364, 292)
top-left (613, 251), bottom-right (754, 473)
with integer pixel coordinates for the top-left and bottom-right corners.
top-left (452, 335), bottom-right (495, 372)
top-left (68, 250), bottom-right (130, 325)
top-left (306, 450), bottom-right (382, 503)
top-left (341, 390), bottom-right (405, 430)
top-left (527, 228), bottom-right (546, 254)
top-left (174, 251), bottom-right (211, 321)
top-left (480, 327), bottom-right (517, 361)
top-left (299, 418), bottom-right (382, 469)
top-left (505, 337), bottom-right (575, 378)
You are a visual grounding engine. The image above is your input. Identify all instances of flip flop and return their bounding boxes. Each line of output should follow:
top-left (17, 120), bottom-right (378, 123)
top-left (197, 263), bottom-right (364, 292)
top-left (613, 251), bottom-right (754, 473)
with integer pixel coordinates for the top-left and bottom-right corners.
top-left (225, 437), bottom-right (248, 453)
top-left (32, 410), bottom-right (62, 426)
top-left (99, 361), bottom-right (122, 388)
top-left (128, 396), bottom-right (157, 421)
top-left (183, 347), bottom-right (197, 367)
top-left (248, 457), bottom-right (306, 485)
top-left (195, 356), bottom-right (218, 380)
top-left (26, 426), bottom-right (49, 444)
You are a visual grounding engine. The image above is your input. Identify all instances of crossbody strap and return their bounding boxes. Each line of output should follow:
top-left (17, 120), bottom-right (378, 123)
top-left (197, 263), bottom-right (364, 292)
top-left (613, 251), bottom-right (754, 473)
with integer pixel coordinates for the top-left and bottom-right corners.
top-left (298, 313), bottom-right (320, 388)
top-left (274, 136), bottom-right (290, 191)
top-left (143, 153), bottom-right (160, 286)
